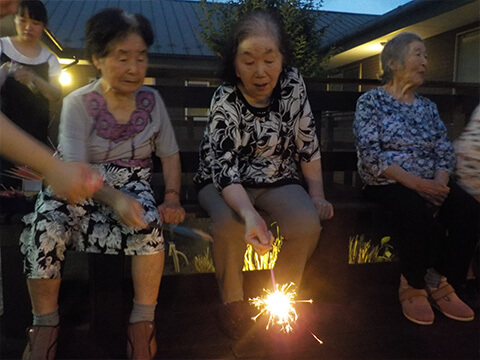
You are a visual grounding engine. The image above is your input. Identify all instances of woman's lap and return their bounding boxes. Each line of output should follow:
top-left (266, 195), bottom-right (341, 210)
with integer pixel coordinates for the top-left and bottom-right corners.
top-left (20, 164), bottom-right (164, 279)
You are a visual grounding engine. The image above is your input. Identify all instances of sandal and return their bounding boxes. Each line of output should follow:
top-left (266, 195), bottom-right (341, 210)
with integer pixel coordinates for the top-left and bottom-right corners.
top-left (126, 321), bottom-right (157, 360)
top-left (427, 279), bottom-right (474, 322)
top-left (399, 285), bottom-right (434, 325)
top-left (22, 325), bottom-right (59, 360)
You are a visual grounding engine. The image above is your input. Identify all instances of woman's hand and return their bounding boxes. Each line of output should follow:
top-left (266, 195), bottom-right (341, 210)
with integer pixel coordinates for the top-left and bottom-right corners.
top-left (244, 212), bottom-right (274, 256)
top-left (158, 194), bottom-right (186, 225)
top-left (110, 191), bottom-right (148, 229)
top-left (10, 65), bottom-right (36, 90)
top-left (414, 178), bottom-right (450, 206)
top-left (311, 196), bottom-right (334, 220)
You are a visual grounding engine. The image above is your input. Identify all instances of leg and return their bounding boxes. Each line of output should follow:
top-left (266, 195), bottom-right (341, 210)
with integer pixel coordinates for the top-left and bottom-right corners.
top-left (254, 184), bottom-right (321, 290)
top-left (364, 184), bottom-right (436, 288)
top-left (198, 184), bottom-right (247, 304)
top-left (131, 252), bottom-right (164, 305)
top-left (127, 252), bottom-right (164, 360)
top-left (436, 182), bottom-right (480, 289)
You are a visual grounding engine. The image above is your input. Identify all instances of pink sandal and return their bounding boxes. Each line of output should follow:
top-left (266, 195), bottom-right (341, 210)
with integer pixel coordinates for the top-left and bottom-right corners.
top-left (427, 279), bottom-right (474, 322)
top-left (399, 286), bottom-right (435, 325)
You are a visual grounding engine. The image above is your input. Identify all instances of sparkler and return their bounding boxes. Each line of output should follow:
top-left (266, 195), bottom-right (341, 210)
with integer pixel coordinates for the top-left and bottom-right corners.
top-left (249, 269), bottom-right (313, 334)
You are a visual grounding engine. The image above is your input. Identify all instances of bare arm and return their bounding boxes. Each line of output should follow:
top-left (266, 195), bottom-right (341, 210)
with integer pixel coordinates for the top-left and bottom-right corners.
top-left (157, 152), bottom-right (185, 225)
top-left (221, 183), bottom-right (273, 255)
top-left (0, 113), bottom-right (102, 202)
top-left (301, 158), bottom-right (334, 220)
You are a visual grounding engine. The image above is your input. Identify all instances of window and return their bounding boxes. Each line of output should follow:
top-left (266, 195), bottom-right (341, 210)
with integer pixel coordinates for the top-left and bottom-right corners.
top-left (455, 28), bottom-right (479, 83)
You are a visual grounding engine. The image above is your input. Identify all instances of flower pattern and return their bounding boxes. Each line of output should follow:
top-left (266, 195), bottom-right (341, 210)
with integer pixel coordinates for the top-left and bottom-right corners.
top-left (83, 90), bottom-right (153, 144)
top-left (20, 164), bottom-right (163, 279)
top-left (353, 87), bottom-right (455, 186)
top-left (194, 67), bottom-right (319, 191)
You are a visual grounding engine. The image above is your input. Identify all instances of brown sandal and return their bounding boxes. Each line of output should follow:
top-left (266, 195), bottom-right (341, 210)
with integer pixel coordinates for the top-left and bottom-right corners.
top-left (22, 325), bottom-right (59, 360)
top-left (126, 321), bottom-right (157, 360)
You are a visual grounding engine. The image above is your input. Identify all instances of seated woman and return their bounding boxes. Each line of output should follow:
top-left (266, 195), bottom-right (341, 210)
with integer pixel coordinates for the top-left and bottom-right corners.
top-left (353, 32), bottom-right (479, 326)
top-left (20, 8), bottom-right (185, 360)
top-left (193, 9), bottom-right (333, 340)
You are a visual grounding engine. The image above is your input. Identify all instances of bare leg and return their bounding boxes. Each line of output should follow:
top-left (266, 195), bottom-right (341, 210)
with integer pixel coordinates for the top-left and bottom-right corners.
top-left (131, 252), bottom-right (164, 304)
top-left (27, 278), bottom-right (61, 315)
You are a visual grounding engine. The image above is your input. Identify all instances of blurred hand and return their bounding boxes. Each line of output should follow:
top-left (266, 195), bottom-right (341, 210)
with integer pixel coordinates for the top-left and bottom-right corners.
top-left (158, 199), bottom-right (186, 225)
top-left (45, 160), bottom-right (103, 204)
top-left (10, 65), bottom-right (36, 88)
top-left (311, 196), bottom-right (334, 220)
top-left (244, 213), bottom-right (274, 256)
top-left (111, 191), bottom-right (147, 229)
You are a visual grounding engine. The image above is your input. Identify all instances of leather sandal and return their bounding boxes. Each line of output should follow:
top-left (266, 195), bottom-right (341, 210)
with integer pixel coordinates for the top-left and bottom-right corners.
top-left (22, 325), bottom-right (59, 360)
top-left (126, 321), bottom-right (157, 360)
top-left (427, 280), bottom-right (474, 322)
top-left (399, 286), bottom-right (434, 325)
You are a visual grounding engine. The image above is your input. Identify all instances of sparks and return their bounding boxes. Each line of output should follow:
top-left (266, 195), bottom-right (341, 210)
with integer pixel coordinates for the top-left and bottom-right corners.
top-left (249, 282), bottom-right (313, 333)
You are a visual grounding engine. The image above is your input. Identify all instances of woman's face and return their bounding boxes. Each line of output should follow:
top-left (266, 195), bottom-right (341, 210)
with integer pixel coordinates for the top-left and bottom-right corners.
top-left (14, 9), bottom-right (44, 43)
top-left (234, 35), bottom-right (283, 107)
top-left (394, 40), bottom-right (428, 88)
top-left (93, 33), bottom-right (148, 95)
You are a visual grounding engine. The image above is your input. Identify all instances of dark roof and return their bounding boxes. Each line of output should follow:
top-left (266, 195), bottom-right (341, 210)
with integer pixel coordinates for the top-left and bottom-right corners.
top-left (43, 0), bottom-right (377, 59)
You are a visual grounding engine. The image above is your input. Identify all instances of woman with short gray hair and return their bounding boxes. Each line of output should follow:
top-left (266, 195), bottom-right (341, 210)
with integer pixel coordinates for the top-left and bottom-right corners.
top-left (353, 32), bottom-right (479, 326)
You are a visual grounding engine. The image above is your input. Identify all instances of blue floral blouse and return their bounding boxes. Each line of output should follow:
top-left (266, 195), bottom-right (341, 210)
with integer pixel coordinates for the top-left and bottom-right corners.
top-left (353, 87), bottom-right (455, 186)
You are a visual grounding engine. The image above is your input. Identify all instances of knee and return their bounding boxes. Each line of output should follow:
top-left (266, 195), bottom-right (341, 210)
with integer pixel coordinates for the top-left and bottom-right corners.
top-left (279, 213), bottom-right (321, 245)
top-left (210, 212), bottom-right (244, 243)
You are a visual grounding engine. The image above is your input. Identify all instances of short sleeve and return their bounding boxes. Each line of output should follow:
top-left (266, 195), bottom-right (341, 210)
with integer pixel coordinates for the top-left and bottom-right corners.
top-left (152, 91), bottom-right (179, 158)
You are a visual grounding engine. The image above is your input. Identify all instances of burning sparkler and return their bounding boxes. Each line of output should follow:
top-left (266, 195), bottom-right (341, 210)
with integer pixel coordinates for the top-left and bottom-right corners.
top-left (249, 269), bottom-right (313, 334)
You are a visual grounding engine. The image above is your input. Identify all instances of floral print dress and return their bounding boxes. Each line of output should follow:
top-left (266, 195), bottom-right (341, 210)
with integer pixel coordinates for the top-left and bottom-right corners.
top-left (20, 83), bottom-right (177, 279)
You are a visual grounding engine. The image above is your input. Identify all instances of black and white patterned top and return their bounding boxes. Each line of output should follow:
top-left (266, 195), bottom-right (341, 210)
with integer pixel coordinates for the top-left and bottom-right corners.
top-left (194, 67), bottom-right (320, 191)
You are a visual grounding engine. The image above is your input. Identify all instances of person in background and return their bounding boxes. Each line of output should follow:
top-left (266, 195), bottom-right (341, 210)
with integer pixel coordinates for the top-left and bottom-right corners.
top-left (353, 32), bottom-right (479, 326)
top-left (0, 0), bottom-right (102, 202)
top-left (0, 0), bottom-right (62, 189)
top-left (455, 104), bottom-right (480, 203)
top-left (194, 9), bottom-right (333, 340)
top-left (20, 8), bottom-right (185, 360)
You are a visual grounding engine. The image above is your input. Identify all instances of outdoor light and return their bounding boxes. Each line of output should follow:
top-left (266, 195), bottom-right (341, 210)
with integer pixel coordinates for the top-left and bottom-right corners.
top-left (59, 71), bottom-right (72, 86)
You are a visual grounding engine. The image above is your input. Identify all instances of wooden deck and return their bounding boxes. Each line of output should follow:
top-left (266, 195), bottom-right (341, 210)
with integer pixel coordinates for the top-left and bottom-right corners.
top-left (1, 240), bottom-right (478, 360)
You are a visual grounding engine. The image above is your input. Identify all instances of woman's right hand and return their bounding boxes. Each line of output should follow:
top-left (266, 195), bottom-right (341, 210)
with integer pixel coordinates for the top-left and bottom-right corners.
top-left (244, 212), bottom-right (274, 256)
top-left (413, 178), bottom-right (450, 206)
top-left (111, 191), bottom-right (148, 229)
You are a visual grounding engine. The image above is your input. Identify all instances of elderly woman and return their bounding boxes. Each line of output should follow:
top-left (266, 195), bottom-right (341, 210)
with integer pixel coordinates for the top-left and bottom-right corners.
top-left (194, 9), bottom-right (333, 339)
top-left (353, 32), bottom-right (479, 326)
top-left (19, 8), bottom-right (185, 360)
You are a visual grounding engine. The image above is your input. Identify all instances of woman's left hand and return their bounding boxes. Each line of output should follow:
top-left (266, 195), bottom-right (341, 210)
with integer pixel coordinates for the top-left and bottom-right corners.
top-left (311, 196), bottom-right (334, 220)
top-left (158, 200), bottom-right (186, 225)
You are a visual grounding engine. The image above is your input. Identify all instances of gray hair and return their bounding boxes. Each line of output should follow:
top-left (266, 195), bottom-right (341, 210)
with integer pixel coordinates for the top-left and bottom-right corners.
top-left (380, 32), bottom-right (423, 84)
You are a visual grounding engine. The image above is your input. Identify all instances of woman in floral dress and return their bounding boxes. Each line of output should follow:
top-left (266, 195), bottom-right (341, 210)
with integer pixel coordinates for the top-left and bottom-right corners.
top-left (19, 8), bottom-right (185, 360)
top-left (353, 32), bottom-right (479, 326)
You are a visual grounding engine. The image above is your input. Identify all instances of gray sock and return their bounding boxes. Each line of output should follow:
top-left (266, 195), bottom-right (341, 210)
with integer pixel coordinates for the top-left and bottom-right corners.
top-left (425, 268), bottom-right (443, 289)
top-left (129, 300), bottom-right (156, 324)
top-left (32, 307), bottom-right (60, 327)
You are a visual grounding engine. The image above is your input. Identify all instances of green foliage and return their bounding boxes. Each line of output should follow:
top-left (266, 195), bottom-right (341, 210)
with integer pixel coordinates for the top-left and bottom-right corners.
top-left (198, 0), bottom-right (337, 77)
top-left (348, 235), bottom-right (395, 264)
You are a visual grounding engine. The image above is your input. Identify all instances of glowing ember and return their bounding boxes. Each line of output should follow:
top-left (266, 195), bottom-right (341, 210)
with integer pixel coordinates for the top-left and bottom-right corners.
top-left (249, 282), bottom-right (313, 333)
